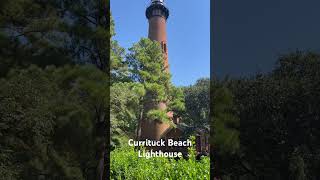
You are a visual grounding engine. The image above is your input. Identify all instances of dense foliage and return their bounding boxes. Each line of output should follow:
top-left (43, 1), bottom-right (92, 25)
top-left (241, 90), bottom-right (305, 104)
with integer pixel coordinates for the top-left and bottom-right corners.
top-left (183, 78), bottom-right (210, 128)
top-left (109, 37), bottom-right (210, 179)
top-left (110, 146), bottom-right (209, 180)
top-left (127, 38), bottom-right (185, 122)
top-left (110, 82), bottom-right (144, 147)
top-left (212, 51), bottom-right (320, 180)
top-left (0, 0), bottom-right (110, 179)
top-left (0, 0), bottom-right (109, 74)
top-left (0, 65), bottom-right (108, 179)
top-left (110, 38), bottom-right (186, 148)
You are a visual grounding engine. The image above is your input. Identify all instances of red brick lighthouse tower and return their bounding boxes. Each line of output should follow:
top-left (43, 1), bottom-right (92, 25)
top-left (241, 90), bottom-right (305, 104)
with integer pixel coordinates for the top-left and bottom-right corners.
top-left (146, 0), bottom-right (170, 71)
top-left (139, 0), bottom-right (171, 141)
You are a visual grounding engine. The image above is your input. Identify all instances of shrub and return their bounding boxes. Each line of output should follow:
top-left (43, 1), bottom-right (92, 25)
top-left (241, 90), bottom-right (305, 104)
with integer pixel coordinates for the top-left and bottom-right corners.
top-left (110, 146), bottom-right (210, 180)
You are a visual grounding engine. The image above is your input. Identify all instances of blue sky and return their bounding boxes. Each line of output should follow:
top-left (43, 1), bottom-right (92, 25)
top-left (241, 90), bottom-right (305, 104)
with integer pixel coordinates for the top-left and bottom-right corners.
top-left (213, 0), bottom-right (320, 78)
top-left (111, 0), bottom-right (210, 86)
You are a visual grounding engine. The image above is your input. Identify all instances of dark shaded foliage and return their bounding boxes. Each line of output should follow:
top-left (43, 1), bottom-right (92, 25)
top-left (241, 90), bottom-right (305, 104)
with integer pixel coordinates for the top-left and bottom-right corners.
top-left (213, 51), bottom-right (320, 179)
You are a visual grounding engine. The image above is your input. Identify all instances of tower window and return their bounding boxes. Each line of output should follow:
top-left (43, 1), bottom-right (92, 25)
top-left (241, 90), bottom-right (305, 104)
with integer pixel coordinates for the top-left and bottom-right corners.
top-left (160, 42), bottom-right (167, 53)
top-left (153, 9), bottom-right (161, 16)
top-left (161, 42), bottom-right (164, 52)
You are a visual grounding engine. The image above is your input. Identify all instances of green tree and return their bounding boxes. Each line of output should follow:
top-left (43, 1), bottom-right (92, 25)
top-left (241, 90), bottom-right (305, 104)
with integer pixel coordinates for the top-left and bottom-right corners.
top-left (0, 0), bottom-right (110, 73)
top-left (126, 38), bottom-right (184, 125)
top-left (214, 51), bottom-right (320, 179)
top-left (289, 149), bottom-right (307, 180)
top-left (0, 0), bottom-right (111, 179)
top-left (0, 0), bottom-right (72, 76)
top-left (212, 87), bottom-right (239, 155)
top-left (110, 82), bottom-right (145, 147)
top-left (0, 65), bottom-right (109, 180)
top-left (211, 85), bottom-right (240, 179)
top-left (183, 78), bottom-right (210, 128)
top-left (110, 16), bottom-right (128, 83)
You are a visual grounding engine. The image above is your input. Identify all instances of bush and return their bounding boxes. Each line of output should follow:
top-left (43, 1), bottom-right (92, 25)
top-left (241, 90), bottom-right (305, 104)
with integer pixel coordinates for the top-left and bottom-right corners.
top-left (110, 146), bottom-right (210, 180)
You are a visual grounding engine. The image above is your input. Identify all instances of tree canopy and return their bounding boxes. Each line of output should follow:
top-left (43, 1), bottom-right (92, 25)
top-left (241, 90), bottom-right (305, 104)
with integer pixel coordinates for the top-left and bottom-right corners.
top-left (0, 65), bottom-right (108, 179)
top-left (0, 0), bottom-right (110, 179)
top-left (212, 51), bottom-right (320, 179)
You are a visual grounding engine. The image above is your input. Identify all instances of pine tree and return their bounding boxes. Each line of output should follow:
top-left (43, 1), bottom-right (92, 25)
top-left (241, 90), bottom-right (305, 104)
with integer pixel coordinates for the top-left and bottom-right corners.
top-left (127, 38), bottom-right (185, 126)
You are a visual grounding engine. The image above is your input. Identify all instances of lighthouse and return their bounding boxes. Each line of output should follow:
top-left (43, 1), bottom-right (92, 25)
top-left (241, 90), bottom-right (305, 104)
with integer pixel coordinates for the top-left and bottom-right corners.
top-left (139, 0), bottom-right (171, 141)
top-left (146, 0), bottom-right (170, 71)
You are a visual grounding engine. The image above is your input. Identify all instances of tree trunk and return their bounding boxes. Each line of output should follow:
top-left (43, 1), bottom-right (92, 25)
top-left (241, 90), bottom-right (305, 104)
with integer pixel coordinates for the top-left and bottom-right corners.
top-left (96, 142), bottom-right (105, 180)
top-left (136, 107), bottom-right (144, 140)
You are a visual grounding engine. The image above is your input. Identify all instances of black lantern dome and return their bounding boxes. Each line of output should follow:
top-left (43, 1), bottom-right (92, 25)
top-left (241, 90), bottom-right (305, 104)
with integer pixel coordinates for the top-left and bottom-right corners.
top-left (146, 0), bottom-right (169, 20)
